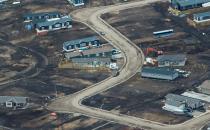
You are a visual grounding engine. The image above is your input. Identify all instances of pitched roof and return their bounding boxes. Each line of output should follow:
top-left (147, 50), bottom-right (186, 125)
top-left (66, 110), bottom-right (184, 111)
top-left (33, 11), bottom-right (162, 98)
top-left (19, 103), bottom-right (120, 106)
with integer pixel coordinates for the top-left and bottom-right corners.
top-left (193, 11), bottom-right (210, 18)
top-left (23, 11), bottom-right (61, 18)
top-left (141, 67), bottom-right (178, 76)
top-left (63, 36), bottom-right (99, 47)
top-left (71, 57), bottom-right (111, 63)
top-left (199, 80), bottom-right (210, 89)
top-left (157, 54), bottom-right (186, 62)
top-left (36, 16), bottom-right (71, 27)
top-left (165, 94), bottom-right (202, 107)
top-left (0, 96), bottom-right (28, 104)
top-left (173, 0), bottom-right (210, 7)
top-left (65, 44), bottom-right (113, 58)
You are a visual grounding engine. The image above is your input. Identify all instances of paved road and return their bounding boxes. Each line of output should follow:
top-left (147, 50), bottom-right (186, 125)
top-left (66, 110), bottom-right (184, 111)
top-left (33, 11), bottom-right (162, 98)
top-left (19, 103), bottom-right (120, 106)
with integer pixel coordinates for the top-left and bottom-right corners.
top-left (48, 0), bottom-right (210, 130)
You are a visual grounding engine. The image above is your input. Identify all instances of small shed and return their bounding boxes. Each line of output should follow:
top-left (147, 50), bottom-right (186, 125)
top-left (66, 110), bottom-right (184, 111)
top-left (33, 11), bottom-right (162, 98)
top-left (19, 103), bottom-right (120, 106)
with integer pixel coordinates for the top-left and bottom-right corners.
top-left (141, 67), bottom-right (179, 80)
top-left (157, 54), bottom-right (187, 67)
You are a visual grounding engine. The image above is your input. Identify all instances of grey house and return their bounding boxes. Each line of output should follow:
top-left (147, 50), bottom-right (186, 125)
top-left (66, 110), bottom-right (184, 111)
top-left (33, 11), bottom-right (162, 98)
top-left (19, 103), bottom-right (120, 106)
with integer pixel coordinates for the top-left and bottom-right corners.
top-left (71, 57), bottom-right (111, 68)
top-left (36, 16), bottom-right (72, 35)
top-left (63, 36), bottom-right (101, 52)
top-left (163, 94), bottom-right (204, 114)
top-left (64, 44), bottom-right (114, 59)
top-left (157, 54), bottom-right (187, 67)
top-left (141, 67), bottom-right (179, 80)
top-left (199, 80), bottom-right (210, 95)
top-left (0, 96), bottom-right (29, 109)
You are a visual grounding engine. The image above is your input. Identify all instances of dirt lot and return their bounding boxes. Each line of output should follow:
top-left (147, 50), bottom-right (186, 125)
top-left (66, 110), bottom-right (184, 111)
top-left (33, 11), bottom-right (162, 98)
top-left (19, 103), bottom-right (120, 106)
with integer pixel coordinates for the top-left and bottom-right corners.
top-left (0, 0), bottom-right (122, 129)
top-left (0, 40), bottom-right (38, 82)
top-left (83, 1), bottom-right (210, 124)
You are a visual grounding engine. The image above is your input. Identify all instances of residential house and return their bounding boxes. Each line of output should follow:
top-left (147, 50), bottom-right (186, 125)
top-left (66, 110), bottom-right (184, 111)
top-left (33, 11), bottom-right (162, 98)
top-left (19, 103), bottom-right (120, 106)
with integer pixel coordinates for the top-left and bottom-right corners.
top-left (63, 36), bottom-right (101, 52)
top-left (141, 67), bottom-right (179, 80)
top-left (71, 57), bottom-right (112, 68)
top-left (170, 0), bottom-right (210, 11)
top-left (23, 12), bottom-right (61, 22)
top-left (157, 54), bottom-right (187, 67)
top-left (67, 0), bottom-right (85, 6)
top-left (0, 96), bottom-right (29, 109)
top-left (36, 16), bottom-right (72, 35)
top-left (64, 44), bottom-right (114, 59)
top-left (199, 80), bottom-right (210, 95)
top-left (193, 11), bottom-right (210, 23)
top-left (163, 94), bottom-right (204, 114)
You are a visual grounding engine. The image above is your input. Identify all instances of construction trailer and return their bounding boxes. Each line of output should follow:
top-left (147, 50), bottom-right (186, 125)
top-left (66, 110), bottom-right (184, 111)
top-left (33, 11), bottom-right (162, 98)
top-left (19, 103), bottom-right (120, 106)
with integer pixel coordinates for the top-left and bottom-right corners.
top-left (163, 93), bottom-right (204, 114)
top-left (63, 36), bottom-right (101, 52)
top-left (141, 67), bottom-right (179, 80)
top-left (157, 54), bottom-right (187, 67)
top-left (153, 29), bottom-right (174, 38)
top-left (170, 0), bottom-right (210, 11)
top-left (67, 0), bottom-right (85, 6)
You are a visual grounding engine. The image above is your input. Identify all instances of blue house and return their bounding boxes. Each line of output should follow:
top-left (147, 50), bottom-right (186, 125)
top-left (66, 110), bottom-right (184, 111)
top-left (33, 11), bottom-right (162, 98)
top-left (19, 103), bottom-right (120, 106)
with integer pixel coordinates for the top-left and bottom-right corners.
top-left (67, 0), bottom-right (85, 6)
top-left (63, 36), bottom-right (101, 52)
top-left (193, 11), bottom-right (210, 23)
top-left (36, 16), bottom-right (72, 35)
top-left (170, 0), bottom-right (210, 11)
top-left (23, 12), bottom-right (61, 22)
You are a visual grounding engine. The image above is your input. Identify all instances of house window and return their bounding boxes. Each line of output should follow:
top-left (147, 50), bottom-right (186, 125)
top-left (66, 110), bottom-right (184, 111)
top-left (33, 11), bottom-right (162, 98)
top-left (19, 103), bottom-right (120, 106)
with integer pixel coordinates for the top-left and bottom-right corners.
top-left (64, 21), bottom-right (71, 26)
top-left (6, 102), bottom-right (13, 108)
top-left (53, 23), bottom-right (62, 28)
top-left (44, 14), bottom-right (50, 19)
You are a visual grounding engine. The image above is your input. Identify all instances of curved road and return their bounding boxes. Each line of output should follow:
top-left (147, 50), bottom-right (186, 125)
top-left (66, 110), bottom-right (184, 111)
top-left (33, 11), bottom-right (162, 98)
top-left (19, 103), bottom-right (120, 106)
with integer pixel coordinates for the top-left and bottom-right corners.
top-left (48, 0), bottom-right (210, 130)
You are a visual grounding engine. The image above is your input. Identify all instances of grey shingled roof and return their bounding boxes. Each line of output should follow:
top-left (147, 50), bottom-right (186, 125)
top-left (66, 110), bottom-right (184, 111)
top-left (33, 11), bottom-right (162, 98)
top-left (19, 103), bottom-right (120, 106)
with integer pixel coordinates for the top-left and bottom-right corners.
top-left (63, 36), bottom-right (99, 47)
top-left (65, 44), bottom-right (113, 58)
top-left (141, 67), bottom-right (178, 76)
top-left (157, 54), bottom-right (186, 62)
top-left (0, 96), bottom-right (28, 104)
top-left (36, 16), bottom-right (71, 27)
top-left (71, 57), bottom-right (111, 63)
top-left (23, 11), bottom-right (61, 19)
top-left (165, 94), bottom-right (202, 107)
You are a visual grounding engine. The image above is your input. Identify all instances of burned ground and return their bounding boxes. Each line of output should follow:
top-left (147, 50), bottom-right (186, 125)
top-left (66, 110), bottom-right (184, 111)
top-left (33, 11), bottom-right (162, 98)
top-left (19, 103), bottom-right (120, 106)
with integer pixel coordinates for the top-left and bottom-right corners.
top-left (0, 0), bottom-right (114, 129)
top-left (83, 1), bottom-right (210, 124)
